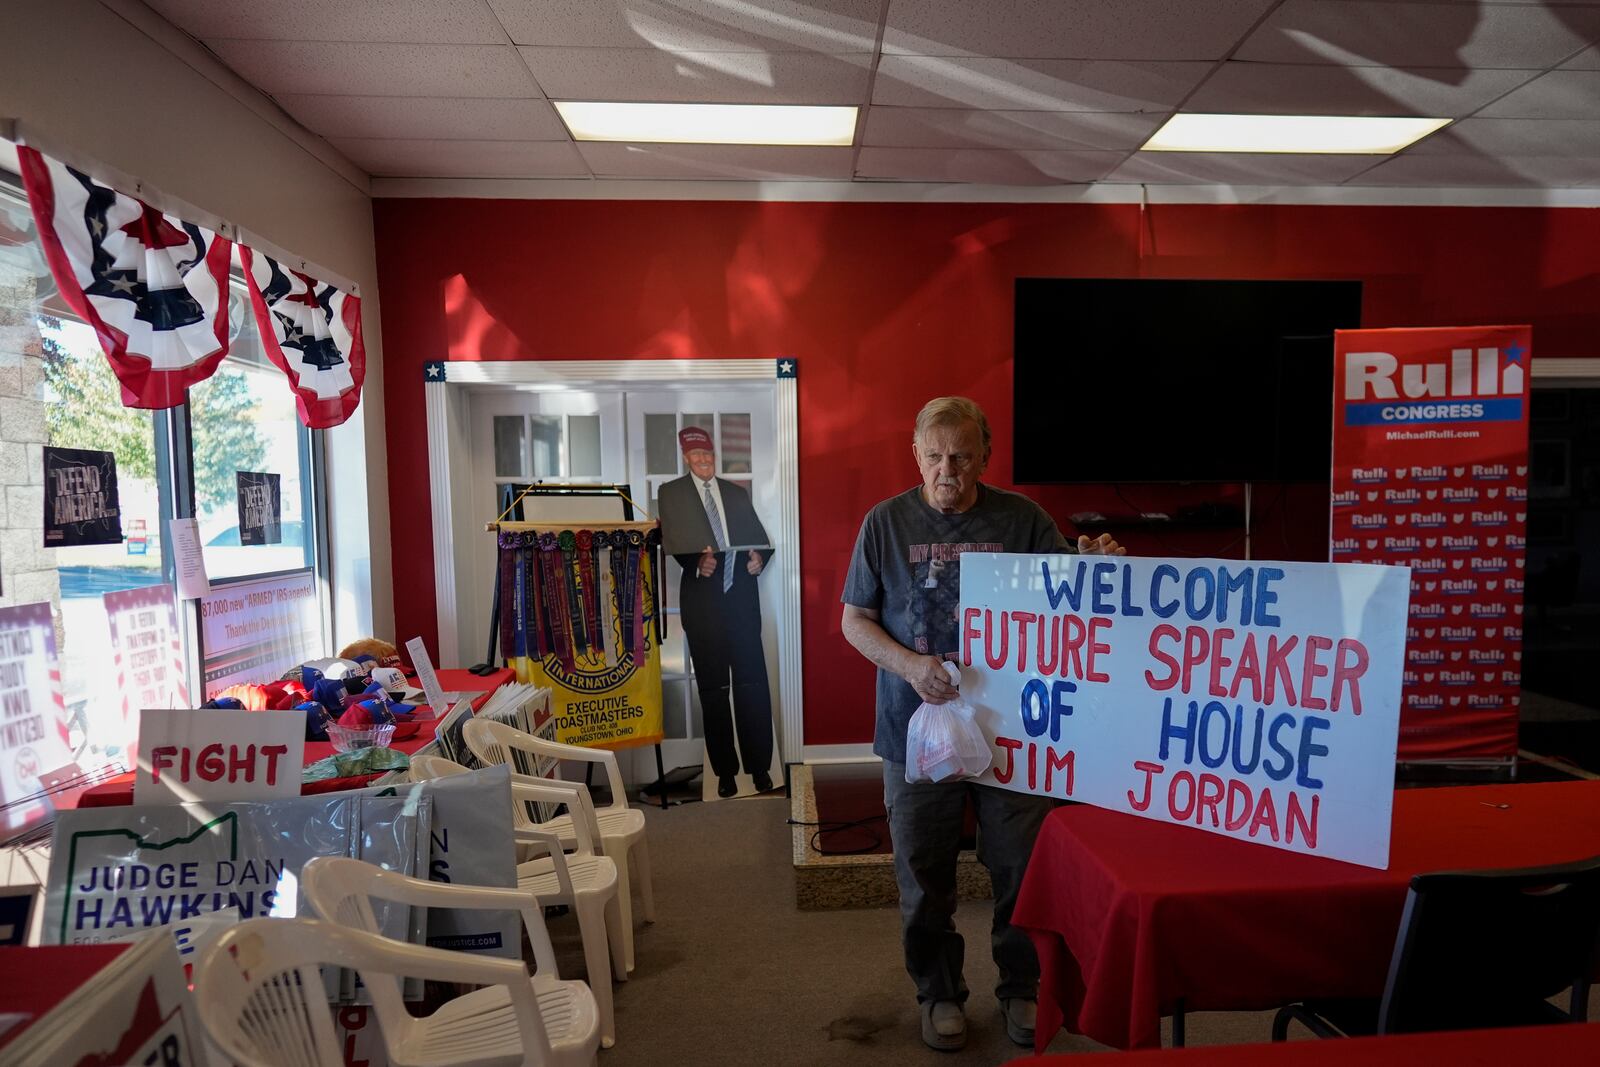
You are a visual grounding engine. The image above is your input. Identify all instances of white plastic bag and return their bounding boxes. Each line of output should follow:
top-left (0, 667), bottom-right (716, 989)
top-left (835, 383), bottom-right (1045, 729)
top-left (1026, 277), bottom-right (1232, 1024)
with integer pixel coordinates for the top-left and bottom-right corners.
top-left (905, 662), bottom-right (993, 783)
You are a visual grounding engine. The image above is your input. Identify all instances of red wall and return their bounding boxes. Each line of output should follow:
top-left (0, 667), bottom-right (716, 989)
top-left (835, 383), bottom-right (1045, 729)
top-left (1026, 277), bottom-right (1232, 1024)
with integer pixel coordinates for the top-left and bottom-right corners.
top-left (372, 198), bottom-right (1600, 749)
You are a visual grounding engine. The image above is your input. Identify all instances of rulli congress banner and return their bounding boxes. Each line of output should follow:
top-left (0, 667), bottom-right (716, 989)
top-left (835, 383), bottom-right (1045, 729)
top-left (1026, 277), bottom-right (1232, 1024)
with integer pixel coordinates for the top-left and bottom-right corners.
top-left (1332, 326), bottom-right (1530, 761)
top-left (959, 554), bottom-right (1409, 869)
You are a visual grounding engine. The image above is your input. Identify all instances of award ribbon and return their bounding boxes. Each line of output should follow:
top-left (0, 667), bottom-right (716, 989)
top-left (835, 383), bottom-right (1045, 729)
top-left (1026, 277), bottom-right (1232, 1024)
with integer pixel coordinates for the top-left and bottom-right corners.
top-left (577, 529), bottom-right (601, 656)
top-left (558, 530), bottom-right (587, 654)
top-left (498, 532), bottom-right (517, 661)
top-left (625, 529), bottom-right (646, 663)
top-left (540, 531), bottom-right (575, 671)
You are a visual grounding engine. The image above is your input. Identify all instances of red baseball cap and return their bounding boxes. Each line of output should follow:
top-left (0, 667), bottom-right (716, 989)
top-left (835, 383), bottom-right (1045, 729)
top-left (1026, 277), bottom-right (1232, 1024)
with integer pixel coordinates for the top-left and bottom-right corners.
top-left (678, 426), bottom-right (713, 454)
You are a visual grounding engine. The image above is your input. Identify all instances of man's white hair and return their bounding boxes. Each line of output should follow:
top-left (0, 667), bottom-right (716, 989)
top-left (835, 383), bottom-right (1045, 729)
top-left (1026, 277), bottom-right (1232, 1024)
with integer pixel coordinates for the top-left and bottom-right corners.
top-left (914, 396), bottom-right (991, 453)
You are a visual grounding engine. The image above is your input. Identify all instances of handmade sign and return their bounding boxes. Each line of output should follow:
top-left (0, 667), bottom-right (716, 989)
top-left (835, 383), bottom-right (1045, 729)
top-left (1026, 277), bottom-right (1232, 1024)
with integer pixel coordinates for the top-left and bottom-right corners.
top-left (199, 570), bottom-right (319, 696)
top-left (1332, 326), bottom-right (1530, 762)
top-left (43, 446), bottom-right (122, 548)
top-left (235, 470), bottom-right (282, 546)
top-left (43, 793), bottom-right (427, 949)
top-left (498, 527), bottom-right (664, 749)
top-left (0, 602), bottom-right (75, 835)
top-left (103, 584), bottom-right (188, 770)
top-left (959, 554), bottom-right (1409, 869)
top-left (135, 708), bottom-right (305, 805)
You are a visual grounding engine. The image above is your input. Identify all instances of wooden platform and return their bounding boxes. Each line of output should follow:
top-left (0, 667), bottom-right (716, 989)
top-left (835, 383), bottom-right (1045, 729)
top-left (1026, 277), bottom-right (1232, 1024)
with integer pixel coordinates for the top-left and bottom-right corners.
top-left (790, 763), bottom-right (993, 910)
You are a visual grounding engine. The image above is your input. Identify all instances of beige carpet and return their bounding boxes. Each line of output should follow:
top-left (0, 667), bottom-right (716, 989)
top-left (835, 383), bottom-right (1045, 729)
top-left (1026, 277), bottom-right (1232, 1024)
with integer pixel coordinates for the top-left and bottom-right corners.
top-left (541, 792), bottom-right (1294, 1065)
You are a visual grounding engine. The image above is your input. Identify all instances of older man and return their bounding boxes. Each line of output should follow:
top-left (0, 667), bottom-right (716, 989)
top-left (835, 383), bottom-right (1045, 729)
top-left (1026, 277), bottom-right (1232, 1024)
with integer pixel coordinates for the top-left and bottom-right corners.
top-left (840, 396), bottom-right (1123, 1051)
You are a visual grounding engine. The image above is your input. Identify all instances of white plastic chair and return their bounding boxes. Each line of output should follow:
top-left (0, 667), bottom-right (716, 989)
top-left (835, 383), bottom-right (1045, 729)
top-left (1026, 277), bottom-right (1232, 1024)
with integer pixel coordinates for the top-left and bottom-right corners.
top-left (408, 755), bottom-right (623, 1047)
top-left (197, 916), bottom-right (574, 1067)
top-left (463, 718), bottom-right (655, 973)
top-left (302, 857), bottom-right (601, 1064)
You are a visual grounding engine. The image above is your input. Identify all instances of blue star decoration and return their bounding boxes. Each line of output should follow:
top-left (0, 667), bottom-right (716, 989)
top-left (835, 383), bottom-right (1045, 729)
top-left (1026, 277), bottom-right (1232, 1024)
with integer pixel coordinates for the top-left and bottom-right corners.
top-left (1503, 343), bottom-right (1525, 365)
top-left (775, 358), bottom-right (797, 378)
top-left (424, 361), bottom-right (447, 382)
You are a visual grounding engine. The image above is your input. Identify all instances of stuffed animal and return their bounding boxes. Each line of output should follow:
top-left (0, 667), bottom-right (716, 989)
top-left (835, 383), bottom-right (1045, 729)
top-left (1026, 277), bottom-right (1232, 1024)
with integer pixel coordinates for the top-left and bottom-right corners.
top-left (338, 638), bottom-right (403, 668)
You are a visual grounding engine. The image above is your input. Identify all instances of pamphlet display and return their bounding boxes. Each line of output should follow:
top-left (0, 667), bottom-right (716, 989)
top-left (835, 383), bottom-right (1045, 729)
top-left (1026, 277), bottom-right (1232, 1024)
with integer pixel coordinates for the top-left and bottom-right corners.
top-left (959, 553), bottom-right (1409, 869)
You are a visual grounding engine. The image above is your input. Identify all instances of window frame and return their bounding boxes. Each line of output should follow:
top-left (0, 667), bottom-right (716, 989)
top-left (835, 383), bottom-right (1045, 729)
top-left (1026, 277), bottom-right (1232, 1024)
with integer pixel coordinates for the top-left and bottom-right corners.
top-left (3, 165), bottom-right (333, 719)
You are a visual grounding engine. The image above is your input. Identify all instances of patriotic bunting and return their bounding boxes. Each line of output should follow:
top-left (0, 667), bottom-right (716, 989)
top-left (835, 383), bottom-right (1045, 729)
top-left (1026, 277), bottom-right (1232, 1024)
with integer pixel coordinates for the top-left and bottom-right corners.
top-left (18, 146), bottom-right (232, 409)
top-left (241, 247), bottom-right (365, 428)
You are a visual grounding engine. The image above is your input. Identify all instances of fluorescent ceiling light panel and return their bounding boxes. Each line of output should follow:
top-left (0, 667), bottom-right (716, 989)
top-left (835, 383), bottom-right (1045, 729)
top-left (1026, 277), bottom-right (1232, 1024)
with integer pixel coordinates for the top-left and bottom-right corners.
top-left (1143, 114), bottom-right (1451, 154)
top-left (554, 101), bottom-right (857, 146)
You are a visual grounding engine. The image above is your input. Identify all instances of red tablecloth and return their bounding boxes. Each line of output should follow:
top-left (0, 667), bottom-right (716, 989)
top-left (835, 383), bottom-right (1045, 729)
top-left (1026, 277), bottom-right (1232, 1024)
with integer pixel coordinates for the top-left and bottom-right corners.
top-left (1008, 1021), bottom-right (1600, 1066)
top-left (0, 943), bottom-right (130, 1051)
top-left (1014, 780), bottom-right (1600, 1052)
top-left (76, 668), bottom-right (514, 808)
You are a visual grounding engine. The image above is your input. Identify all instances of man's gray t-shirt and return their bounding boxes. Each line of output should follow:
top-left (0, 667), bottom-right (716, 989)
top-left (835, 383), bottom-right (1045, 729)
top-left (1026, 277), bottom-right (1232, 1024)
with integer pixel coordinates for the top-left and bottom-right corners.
top-left (841, 484), bottom-right (1073, 763)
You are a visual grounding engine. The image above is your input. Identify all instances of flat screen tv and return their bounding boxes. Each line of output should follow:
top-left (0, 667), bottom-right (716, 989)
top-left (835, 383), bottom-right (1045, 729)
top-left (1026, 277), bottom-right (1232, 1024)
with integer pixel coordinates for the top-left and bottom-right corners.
top-left (1013, 278), bottom-right (1362, 483)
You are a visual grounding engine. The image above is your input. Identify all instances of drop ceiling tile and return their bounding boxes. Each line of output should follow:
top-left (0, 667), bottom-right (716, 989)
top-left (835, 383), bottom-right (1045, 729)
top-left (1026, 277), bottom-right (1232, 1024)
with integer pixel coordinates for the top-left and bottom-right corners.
top-left (520, 47), bottom-right (871, 104)
top-left (854, 147), bottom-right (1125, 184)
top-left (207, 40), bottom-right (538, 98)
top-left (1187, 62), bottom-right (1541, 117)
top-left (276, 95), bottom-right (568, 140)
top-left (145, 0), bottom-right (506, 44)
top-left (1103, 152), bottom-right (1380, 184)
top-left (1402, 118), bottom-right (1600, 157)
top-left (881, 0), bottom-right (1281, 60)
top-left (1478, 70), bottom-right (1600, 118)
top-left (488, 0), bottom-right (881, 52)
top-left (1564, 44), bottom-right (1600, 69)
top-left (872, 56), bottom-right (1211, 111)
top-left (864, 107), bottom-right (1161, 150)
top-left (576, 142), bottom-right (853, 179)
top-left (1350, 153), bottom-right (1600, 187)
top-left (1236, 1), bottom-right (1600, 70)
top-left (330, 138), bottom-right (589, 178)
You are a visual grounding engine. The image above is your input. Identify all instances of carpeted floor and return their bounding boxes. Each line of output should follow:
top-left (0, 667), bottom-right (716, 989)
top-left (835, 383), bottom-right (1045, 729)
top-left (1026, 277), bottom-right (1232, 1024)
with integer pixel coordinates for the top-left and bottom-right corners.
top-left (540, 793), bottom-right (1282, 1066)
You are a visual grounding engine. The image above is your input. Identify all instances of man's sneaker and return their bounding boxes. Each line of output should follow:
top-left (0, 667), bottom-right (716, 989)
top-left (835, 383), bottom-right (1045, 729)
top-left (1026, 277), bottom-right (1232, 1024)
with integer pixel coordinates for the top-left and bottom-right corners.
top-left (1002, 998), bottom-right (1037, 1047)
top-left (920, 1000), bottom-right (967, 1051)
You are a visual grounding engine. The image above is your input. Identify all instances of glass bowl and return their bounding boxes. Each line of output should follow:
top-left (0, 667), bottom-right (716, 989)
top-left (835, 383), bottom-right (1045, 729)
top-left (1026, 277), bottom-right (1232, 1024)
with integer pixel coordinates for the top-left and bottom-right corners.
top-left (327, 722), bottom-right (396, 752)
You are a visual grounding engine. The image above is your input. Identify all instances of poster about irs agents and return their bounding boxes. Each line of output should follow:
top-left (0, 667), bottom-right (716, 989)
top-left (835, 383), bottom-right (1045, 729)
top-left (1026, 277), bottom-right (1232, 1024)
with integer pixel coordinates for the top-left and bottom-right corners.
top-left (42, 446), bottom-right (123, 547)
top-left (0, 602), bottom-right (76, 835)
top-left (959, 555), bottom-right (1409, 869)
top-left (235, 470), bottom-right (282, 546)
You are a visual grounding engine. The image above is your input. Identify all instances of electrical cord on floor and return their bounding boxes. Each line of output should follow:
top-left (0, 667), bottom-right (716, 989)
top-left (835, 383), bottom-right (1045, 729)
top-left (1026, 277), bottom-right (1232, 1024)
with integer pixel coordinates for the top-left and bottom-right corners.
top-left (787, 814), bottom-right (888, 856)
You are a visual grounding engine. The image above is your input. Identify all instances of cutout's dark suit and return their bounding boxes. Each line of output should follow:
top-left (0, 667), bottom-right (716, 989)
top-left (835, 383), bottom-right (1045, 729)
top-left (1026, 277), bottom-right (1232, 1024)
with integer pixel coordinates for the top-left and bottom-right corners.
top-left (658, 475), bottom-right (774, 779)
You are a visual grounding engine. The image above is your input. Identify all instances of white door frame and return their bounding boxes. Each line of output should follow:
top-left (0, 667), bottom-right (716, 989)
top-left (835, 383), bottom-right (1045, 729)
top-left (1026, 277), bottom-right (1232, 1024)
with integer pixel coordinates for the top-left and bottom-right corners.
top-left (423, 358), bottom-right (806, 764)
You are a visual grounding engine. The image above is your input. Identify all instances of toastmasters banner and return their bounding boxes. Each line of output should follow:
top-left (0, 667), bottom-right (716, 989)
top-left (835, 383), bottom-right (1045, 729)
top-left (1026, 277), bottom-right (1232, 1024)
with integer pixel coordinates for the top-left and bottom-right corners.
top-left (1332, 326), bottom-right (1530, 762)
top-left (959, 555), bottom-right (1408, 869)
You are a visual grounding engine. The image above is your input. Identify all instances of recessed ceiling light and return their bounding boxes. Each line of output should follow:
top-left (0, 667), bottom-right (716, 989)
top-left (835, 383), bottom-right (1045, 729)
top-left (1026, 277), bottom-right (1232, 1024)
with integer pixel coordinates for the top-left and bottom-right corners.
top-left (554, 102), bottom-right (858, 146)
top-left (1142, 114), bottom-right (1451, 154)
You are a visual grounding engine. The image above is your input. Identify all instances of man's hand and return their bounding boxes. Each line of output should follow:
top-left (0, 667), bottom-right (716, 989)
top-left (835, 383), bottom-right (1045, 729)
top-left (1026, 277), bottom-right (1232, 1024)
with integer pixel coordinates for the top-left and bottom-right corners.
top-left (697, 546), bottom-right (717, 577)
top-left (1078, 533), bottom-right (1127, 556)
top-left (746, 550), bottom-right (764, 576)
top-left (904, 655), bottom-right (959, 705)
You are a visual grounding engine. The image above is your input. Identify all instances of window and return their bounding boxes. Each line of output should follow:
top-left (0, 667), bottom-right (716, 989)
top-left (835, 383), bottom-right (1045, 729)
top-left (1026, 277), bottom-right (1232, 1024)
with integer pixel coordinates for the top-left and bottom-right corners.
top-left (493, 412), bottom-right (606, 485)
top-left (0, 167), bottom-right (330, 792)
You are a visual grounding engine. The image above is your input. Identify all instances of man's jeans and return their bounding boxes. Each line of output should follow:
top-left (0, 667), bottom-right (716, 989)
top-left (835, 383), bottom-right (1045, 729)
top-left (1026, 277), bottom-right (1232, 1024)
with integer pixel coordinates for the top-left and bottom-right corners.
top-left (883, 761), bottom-right (1056, 1005)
